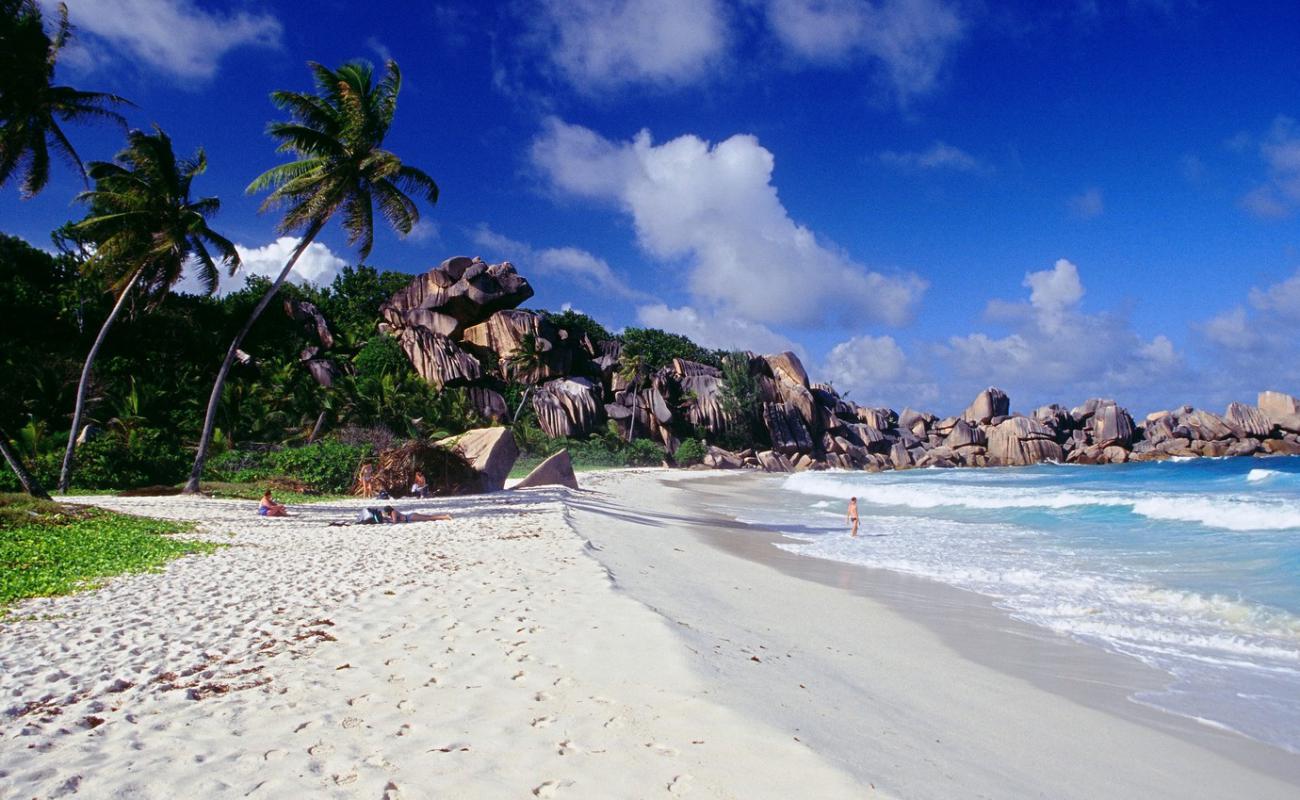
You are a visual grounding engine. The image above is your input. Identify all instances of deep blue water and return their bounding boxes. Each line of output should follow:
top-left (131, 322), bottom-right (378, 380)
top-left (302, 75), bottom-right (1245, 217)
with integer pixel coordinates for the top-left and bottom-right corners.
top-left (721, 456), bottom-right (1300, 753)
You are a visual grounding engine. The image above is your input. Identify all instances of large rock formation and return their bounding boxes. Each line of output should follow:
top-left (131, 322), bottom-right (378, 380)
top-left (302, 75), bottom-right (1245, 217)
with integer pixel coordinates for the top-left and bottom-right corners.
top-left (381, 256), bottom-right (533, 338)
top-left (438, 427), bottom-right (519, 493)
top-left (988, 417), bottom-right (1064, 466)
top-left (512, 449), bottom-right (579, 490)
top-left (963, 388), bottom-right (1009, 424)
top-left (532, 378), bottom-right (602, 438)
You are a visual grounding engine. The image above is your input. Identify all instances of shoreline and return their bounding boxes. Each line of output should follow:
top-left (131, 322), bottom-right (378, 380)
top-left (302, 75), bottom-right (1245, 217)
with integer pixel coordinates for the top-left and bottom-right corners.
top-left (571, 469), bottom-right (1300, 797)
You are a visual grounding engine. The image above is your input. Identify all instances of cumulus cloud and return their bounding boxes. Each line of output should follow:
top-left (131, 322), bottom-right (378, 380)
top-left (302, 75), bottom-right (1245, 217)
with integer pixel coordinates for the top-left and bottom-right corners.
top-left (175, 237), bottom-right (346, 297)
top-left (764, 0), bottom-right (966, 102)
top-left (1199, 267), bottom-right (1300, 396)
top-left (48, 0), bottom-right (281, 82)
top-left (635, 303), bottom-right (803, 357)
top-left (402, 218), bottom-right (440, 244)
top-left (877, 141), bottom-right (988, 172)
top-left (941, 259), bottom-right (1185, 409)
top-left (530, 118), bottom-right (927, 329)
top-left (471, 226), bottom-right (648, 301)
top-left (1068, 187), bottom-right (1105, 219)
top-left (820, 334), bottom-right (938, 407)
top-left (1239, 116), bottom-right (1300, 219)
top-left (527, 0), bottom-right (729, 93)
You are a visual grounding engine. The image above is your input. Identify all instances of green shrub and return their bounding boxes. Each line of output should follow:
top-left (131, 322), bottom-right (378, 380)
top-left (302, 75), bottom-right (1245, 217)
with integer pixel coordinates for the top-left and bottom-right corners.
top-left (353, 333), bottom-right (410, 381)
top-left (674, 438), bottom-right (706, 466)
top-left (623, 439), bottom-right (667, 466)
top-left (265, 440), bottom-right (372, 493)
top-left (65, 429), bottom-right (188, 490)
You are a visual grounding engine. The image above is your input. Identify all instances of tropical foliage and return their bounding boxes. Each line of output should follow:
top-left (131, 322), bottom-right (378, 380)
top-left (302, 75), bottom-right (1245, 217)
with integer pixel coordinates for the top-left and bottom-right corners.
top-left (0, 0), bottom-right (128, 197)
top-left (187, 58), bottom-right (439, 492)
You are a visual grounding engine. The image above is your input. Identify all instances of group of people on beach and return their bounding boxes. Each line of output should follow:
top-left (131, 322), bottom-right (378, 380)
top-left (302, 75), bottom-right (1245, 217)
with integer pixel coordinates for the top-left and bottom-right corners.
top-left (355, 464), bottom-right (431, 499)
top-left (257, 486), bottom-right (450, 525)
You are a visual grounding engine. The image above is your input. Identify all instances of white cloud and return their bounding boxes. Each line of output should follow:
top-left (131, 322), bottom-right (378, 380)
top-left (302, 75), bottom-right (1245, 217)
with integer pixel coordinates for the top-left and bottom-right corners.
top-left (878, 141), bottom-right (987, 172)
top-left (529, 0), bottom-right (729, 93)
top-left (1069, 187), bottom-right (1105, 219)
top-left (1025, 258), bottom-right (1085, 333)
top-left (1196, 266), bottom-right (1300, 404)
top-left (530, 118), bottom-right (927, 329)
top-left (942, 259), bottom-right (1185, 409)
top-left (471, 226), bottom-right (648, 301)
top-left (48, 0), bottom-right (280, 81)
top-left (402, 218), bottom-right (440, 244)
top-left (764, 0), bottom-right (966, 102)
top-left (1240, 116), bottom-right (1300, 219)
top-left (176, 237), bottom-right (346, 297)
top-left (820, 334), bottom-right (939, 406)
top-left (635, 303), bottom-right (802, 357)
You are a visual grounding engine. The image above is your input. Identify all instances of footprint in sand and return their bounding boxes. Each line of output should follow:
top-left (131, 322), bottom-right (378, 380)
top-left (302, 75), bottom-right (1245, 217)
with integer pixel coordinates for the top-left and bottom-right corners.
top-left (533, 691), bottom-right (551, 702)
top-left (602, 717), bottom-right (624, 729)
top-left (667, 774), bottom-right (694, 795)
top-left (348, 695), bottom-right (370, 707)
top-left (382, 780), bottom-right (404, 800)
top-left (332, 770), bottom-right (358, 786)
top-left (397, 700), bottom-right (414, 713)
top-left (307, 742), bottom-right (334, 758)
top-left (341, 717), bottom-right (365, 730)
top-left (511, 671), bottom-right (526, 681)
top-left (644, 742), bottom-right (679, 757)
top-left (530, 716), bottom-right (555, 728)
top-left (533, 780), bottom-right (574, 797)
top-left (557, 739), bottom-right (582, 755)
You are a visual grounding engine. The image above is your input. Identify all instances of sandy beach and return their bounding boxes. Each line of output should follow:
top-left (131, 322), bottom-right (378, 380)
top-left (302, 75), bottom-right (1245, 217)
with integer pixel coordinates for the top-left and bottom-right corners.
top-left (2, 472), bottom-right (1298, 798)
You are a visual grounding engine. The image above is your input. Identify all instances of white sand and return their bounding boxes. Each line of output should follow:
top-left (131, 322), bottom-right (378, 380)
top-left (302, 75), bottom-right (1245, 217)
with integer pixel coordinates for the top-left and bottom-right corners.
top-left (0, 489), bottom-right (866, 799)
top-left (570, 470), bottom-right (1300, 799)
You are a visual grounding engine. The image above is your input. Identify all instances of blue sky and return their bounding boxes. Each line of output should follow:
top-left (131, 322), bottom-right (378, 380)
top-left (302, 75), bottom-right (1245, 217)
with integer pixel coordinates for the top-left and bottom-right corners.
top-left (4, 0), bottom-right (1300, 415)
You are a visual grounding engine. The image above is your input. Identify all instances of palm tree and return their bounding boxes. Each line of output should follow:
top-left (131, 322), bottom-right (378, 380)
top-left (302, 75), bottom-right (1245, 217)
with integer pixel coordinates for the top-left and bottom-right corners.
top-left (617, 352), bottom-right (648, 442)
top-left (184, 59), bottom-right (438, 493)
top-left (507, 332), bottom-right (547, 425)
top-left (56, 127), bottom-right (238, 492)
top-left (0, 0), bottom-right (128, 197)
top-left (0, 427), bottom-right (49, 499)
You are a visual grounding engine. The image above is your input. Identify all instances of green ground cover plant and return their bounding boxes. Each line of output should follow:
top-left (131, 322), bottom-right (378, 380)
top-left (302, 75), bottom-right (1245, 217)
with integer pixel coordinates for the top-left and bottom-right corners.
top-left (0, 493), bottom-right (217, 609)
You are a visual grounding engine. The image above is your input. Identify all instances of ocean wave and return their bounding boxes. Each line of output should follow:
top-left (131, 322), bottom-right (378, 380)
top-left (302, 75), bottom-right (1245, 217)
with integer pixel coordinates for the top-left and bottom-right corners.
top-left (782, 473), bottom-right (1300, 531)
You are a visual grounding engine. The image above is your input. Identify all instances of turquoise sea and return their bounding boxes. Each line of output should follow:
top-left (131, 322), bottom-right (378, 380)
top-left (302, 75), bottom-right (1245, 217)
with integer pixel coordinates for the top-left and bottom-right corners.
top-left (720, 456), bottom-right (1300, 753)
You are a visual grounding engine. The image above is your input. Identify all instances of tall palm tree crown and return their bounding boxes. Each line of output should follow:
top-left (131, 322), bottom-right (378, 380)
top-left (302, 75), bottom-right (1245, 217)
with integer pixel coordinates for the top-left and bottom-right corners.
top-left (57, 126), bottom-right (238, 492)
top-left (185, 58), bottom-right (438, 493)
top-left (75, 126), bottom-right (239, 300)
top-left (247, 59), bottom-right (438, 259)
top-left (0, 0), bottom-right (128, 197)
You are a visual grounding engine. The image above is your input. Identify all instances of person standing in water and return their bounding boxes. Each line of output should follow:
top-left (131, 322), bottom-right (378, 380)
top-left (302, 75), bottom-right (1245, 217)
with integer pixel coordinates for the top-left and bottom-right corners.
top-left (847, 496), bottom-right (859, 537)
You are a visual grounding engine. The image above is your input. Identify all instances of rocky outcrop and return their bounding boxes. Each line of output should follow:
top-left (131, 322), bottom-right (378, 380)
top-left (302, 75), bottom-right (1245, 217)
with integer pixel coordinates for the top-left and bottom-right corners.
top-left (988, 417), bottom-right (1064, 466)
top-left (1258, 390), bottom-right (1300, 418)
top-left (381, 256), bottom-right (533, 338)
top-left (963, 388), bottom-right (1009, 424)
top-left (512, 449), bottom-right (579, 490)
top-left (397, 328), bottom-right (481, 389)
top-left (763, 402), bottom-right (814, 455)
top-left (438, 427), bottom-right (519, 493)
top-left (532, 378), bottom-right (602, 438)
top-left (1091, 402), bottom-right (1135, 447)
top-left (1225, 401), bottom-right (1272, 439)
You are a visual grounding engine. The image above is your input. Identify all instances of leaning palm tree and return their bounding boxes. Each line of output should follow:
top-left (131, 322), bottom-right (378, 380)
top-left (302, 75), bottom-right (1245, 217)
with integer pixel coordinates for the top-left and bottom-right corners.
top-left (507, 332), bottom-right (548, 426)
top-left (0, 427), bottom-right (50, 499)
top-left (0, 0), bottom-right (129, 197)
top-left (56, 126), bottom-right (238, 492)
top-left (617, 352), bottom-right (649, 442)
top-left (184, 59), bottom-right (438, 493)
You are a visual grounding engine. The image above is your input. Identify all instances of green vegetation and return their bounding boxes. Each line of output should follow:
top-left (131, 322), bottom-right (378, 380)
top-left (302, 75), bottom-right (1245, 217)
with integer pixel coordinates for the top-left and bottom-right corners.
top-left (620, 327), bottom-right (721, 370)
top-left (0, 493), bottom-right (217, 609)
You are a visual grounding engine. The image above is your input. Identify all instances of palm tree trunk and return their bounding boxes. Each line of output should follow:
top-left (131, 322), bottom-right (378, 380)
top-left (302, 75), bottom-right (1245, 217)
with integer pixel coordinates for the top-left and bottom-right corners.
top-left (184, 222), bottom-right (325, 494)
top-left (628, 385), bottom-right (639, 442)
top-left (57, 265), bottom-right (145, 493)
top-left (511, 385), bottom-right (534, 426)
top-left (1, 428), bottom-right (52, 500)
top-left (306, 410), bottom-right (327, 444)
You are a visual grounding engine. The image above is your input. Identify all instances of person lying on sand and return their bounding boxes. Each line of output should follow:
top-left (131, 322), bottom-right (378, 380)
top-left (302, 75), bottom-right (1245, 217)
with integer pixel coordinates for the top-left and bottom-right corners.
top-left (383, 505), bottom-right (451, 524)
top-left (259, 490), bottom-right (289, 517)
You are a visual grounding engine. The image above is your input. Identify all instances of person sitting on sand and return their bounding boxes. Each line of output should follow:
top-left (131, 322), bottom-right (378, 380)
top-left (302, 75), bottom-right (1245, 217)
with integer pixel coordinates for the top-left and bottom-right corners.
top-left (409, 470), bottom-right (430, 498)
top-left (259, 490), bottom-right (289, 517)
top-left (847, 496), bottom-right (859, 537)
top-left (383, 505), bottom-right (450, 524)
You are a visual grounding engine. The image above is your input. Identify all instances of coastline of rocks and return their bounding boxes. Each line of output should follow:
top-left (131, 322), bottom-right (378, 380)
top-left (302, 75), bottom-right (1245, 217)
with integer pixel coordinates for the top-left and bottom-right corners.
top-left (380, 256), bottom-right (1300, 474)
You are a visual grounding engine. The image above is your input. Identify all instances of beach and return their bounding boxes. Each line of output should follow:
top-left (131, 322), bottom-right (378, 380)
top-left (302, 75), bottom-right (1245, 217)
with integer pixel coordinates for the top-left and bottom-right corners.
top-left (2, 472), bottom-right (1298, 798)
